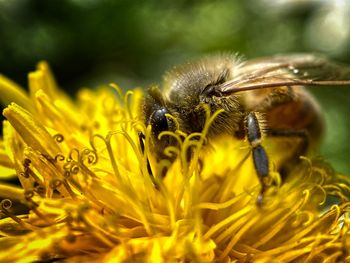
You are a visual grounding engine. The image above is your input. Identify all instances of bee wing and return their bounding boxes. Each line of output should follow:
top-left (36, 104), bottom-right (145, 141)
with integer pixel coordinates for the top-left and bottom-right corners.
top-left (220, 54), bottom-right (350, 95)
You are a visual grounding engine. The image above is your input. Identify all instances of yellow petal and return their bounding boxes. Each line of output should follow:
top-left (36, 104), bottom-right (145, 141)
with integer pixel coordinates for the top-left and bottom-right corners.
top-left (0, 75), bottom-right (32, 111)
top-left (36, 61), bottom-right (59, 98)
top-left (0, 141), bottom-right (16, 178)
top-left (35, 89), bottom-right (79, 135)
top-left (31, 62), bottom-right (76, 109)
top-left (3, 103), bottom-right (61, 159)
top-left (0, 150), bottom-right (13, 168)
top-left (2, 120), bottom-right (24, 164)
top-left (0, 216), bottom-right (30, 237)
top-left (0, 166), bottom-right (16, 179)
top-left (28, 71), bottom-right (46, 103)
top-left (0, 183), bottom-right (24, 202)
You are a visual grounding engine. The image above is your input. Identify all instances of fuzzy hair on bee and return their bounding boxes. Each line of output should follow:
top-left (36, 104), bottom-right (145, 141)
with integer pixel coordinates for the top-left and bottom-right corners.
top-left (143, 54), bottom-right (245, 141)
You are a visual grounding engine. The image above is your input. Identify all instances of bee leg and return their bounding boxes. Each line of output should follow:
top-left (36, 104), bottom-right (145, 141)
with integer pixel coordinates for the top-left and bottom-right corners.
top-left (252, 145), bottom-right (270, 206)
top-left (245, 112), bottom-right (270, 206)
top-left (266, 129), bottom-right (309, 178)
top-left (138, 132), bottom-right (159, 188)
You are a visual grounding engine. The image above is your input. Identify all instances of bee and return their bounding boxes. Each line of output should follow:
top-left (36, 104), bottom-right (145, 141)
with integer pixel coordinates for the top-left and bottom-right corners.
top-left (140, 54), bottom-right (350, 204)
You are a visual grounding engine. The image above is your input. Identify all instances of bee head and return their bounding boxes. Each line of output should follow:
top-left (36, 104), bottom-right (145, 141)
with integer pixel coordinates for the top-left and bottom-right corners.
top-left (142, 86), bottom-right (177, 160)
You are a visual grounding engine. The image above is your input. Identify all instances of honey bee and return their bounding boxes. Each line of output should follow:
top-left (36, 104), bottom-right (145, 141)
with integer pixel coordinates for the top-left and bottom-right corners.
top-left (140, 54), bottom-right (350, 204)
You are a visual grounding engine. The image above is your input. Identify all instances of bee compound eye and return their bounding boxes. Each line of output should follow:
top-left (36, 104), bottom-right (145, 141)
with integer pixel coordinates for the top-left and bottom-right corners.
top-left (150, 108), bottom-right (169, 134)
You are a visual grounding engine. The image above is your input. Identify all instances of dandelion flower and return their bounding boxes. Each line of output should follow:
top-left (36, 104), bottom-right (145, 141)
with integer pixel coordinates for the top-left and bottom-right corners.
top-left (0, 62), bottom-right (350, 262)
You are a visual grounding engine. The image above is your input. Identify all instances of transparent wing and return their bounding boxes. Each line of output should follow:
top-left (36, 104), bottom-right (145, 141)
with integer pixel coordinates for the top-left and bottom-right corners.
top-left (219, 54), bottom-right (350, 95)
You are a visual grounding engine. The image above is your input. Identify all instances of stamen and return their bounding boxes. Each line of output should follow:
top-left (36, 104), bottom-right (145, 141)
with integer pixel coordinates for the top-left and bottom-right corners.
top-left (158, 131), bottom-right (183, 148)
top-left (24, 190), bottom-right (36, 203)
top-left (24, 190), bottom-right (54, 225)
top-left (63, 161), bottom-right (80, 175)
top-left (63, 171), bottom-right (71, 178)
top-left (165, 113), bottom-right (180, 131)
top-left (124, 90), bottom-right (134, 120)
top-left (49, 179), bottom-right (63, 189)
top-left (23, 158), bottom-right (31, 167)
top-left (91, 134), bottom-right (121, 181)
top-left (50, 178), bottom-right (76, 199)
top-left (34, 184), bottom-right (46, 196)
top-left (80, 149), bottom-right (98, 165)
top-left (0, 199), bottom-right (32, 229)
top-left (75, 203), bottom-right (120, 243)
top-left (54, 154), bottom-right (65, 162)
top-left (53, 134), bottom-right (64, 143)
top-left (21, 158), bottom-right (44, 188)
top-left (75, 149), bottom-right (98, 179)
top-left (109, 83), bottom-right (124, 101)
top-left (19, 171), bottom-right (30, 178)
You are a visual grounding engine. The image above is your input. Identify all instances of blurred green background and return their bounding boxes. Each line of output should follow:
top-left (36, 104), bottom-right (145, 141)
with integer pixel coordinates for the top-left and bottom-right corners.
top-left (1, 0), bottom-right (350, 173)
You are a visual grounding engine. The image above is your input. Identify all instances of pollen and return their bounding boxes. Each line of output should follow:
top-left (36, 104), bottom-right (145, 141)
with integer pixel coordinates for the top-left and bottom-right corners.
top-left (0, 62), bottom-right (349, 262)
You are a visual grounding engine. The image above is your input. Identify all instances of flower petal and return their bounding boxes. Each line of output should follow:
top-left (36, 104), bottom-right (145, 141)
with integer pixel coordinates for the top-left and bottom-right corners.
top-left (0, 75), bottom-right (32, 111)
top-left (3, 103), bottom-right (61, 159)
top-left (0, 142), bottom-right (16, 179)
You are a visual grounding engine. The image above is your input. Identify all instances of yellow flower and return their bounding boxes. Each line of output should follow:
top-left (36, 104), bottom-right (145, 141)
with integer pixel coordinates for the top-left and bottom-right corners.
top-left (0, 62), bottom-right (350, 262)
